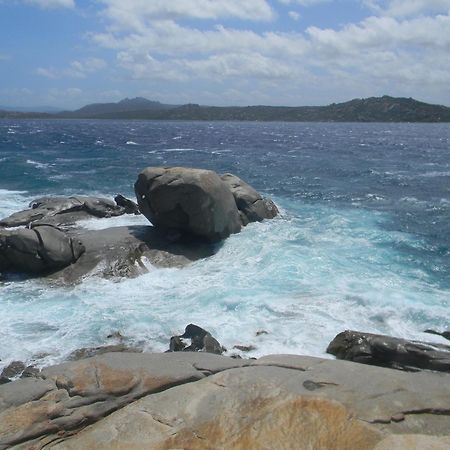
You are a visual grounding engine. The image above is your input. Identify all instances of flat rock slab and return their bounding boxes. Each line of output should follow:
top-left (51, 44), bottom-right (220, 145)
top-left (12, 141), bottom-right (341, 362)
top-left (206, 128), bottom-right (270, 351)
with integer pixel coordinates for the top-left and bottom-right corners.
top-left (49, 225), bottom-right (215, 283)
top-left (2, 353), bottom-right (449, 449)
top-left (0, 353), bottom-right (249, 449)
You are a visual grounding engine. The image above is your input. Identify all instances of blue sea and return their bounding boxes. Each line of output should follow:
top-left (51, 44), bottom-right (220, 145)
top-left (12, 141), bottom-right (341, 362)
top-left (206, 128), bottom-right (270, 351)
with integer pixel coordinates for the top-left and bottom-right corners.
top-left (0, 120), bottom-right (449, 370)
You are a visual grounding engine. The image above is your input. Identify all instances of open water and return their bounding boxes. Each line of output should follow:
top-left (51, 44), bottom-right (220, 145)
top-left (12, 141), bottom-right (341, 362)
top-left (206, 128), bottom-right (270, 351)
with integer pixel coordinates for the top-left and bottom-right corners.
top-left (0, 120), bottom-right (449, 370)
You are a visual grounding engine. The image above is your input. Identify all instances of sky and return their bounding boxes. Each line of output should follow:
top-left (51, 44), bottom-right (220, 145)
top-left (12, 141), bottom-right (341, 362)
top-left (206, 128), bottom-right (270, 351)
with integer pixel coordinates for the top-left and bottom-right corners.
top-left (0, 0), bottom-right (450, 109)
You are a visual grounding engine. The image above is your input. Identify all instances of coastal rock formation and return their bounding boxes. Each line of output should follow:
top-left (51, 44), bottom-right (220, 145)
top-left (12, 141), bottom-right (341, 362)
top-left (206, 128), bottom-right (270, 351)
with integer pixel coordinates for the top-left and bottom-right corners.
top-left (0, 195), bottom-right (129, 228)
top-left (327, 330), bottom-right (450, 372)
top-left (0, 225), bottom-right (85, 274)
top-left (48, 225), bottom-right (215, 283)
top-left (135, 167), bottom-right (243, 242)
top-left (169, 323), bottom-right (225, 354)
top-left (0, 353), bottom-right (449, 449)
top-left (221, 173), bottom-right (279, 225)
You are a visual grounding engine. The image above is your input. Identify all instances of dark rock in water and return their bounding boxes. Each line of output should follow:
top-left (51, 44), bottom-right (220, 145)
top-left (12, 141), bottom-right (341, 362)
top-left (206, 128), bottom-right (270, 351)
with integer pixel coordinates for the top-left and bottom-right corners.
top-left (135, 167), bottom-right (242, 242)
top-left (169, 336), bottom-right (186, 352)
top-left (256, 330), bottom-right (269, 336)
top-left (327, 330), bottom-right (450, 373)
top-left (1, 361), bottom-right (26, 380)
top-left (0, 225), bottom-right (85, 274)
top-left (233, 345), bottom-right (257, 352)
top-left (115, 194), bottom-right (140, 215)
top-left (0, 196), bottom-right (126, 228)
top-left (424, 329), bottom-right (450, 341)
top-left (20, 366), bottom-right (40, 378)
top-left (170, 324), bottom-right (225, 355)
top-left (220, 173), bottom-right (278, 225)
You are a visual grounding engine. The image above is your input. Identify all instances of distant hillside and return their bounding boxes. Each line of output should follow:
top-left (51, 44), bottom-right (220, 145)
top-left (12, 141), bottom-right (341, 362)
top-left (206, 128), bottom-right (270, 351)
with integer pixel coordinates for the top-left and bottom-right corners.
top-left (58, 97), bottom-right (176, 118)
top-left (1, 96), bottom-right (450, 122)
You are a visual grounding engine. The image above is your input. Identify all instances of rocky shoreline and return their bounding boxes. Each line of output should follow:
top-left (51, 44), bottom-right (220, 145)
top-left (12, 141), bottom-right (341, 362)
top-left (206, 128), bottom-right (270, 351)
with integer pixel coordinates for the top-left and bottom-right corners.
top-left (1, 167), bottom-right (449, 448)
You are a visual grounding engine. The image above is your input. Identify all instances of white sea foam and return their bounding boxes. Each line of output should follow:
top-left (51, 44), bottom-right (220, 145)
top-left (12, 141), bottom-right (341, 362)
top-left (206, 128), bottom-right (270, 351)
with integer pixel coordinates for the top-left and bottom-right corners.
top-left (26, 159), bottom-right (50, 169)
top-left (126, 141), bottom-right (139, 145)
top-left (0, 200), bottom-right (448, 371)
top-left (78, 213), bottom-right (149, 230)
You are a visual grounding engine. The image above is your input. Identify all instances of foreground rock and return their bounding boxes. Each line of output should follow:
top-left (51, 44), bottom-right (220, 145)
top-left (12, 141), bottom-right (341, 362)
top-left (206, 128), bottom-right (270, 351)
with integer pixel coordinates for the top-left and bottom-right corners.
top-left (1, 353), bottom-right (449, 449)
top-left (0, 225), bottom-right (85, 274)
top-left (327, 330), bottom-right (450, 372)
top-left (0, 195), bottom-right (134, 229)
top-left (135, 167), bottom-right (278, 242)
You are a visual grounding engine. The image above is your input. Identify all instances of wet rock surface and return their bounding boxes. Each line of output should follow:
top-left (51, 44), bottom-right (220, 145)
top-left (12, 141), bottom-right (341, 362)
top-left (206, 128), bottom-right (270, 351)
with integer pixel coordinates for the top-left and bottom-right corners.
top-left (327, 330), bottom-right (450, 372)
top-left (168, 324), bottom-right (226, 354)
top-left (1, 352), bottom-right (448, 449)
top-left (0, 196), bottom-right (128, 229)
top-left (0, 225), bottom-right (85, 274)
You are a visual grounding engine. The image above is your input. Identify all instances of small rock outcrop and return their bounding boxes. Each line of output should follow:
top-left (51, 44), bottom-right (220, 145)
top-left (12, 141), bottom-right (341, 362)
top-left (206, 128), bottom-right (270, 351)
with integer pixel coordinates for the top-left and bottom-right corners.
top-left (135, 167), bottom-right (243, 242)
top-left (0, 225), bottom-right (85, 274)
top-left (221, 173), bottom-right (279, 225)
top-left (0, 196), bottom-right (129, 228)
top-left (114, 194), bottom-right (140, 215)
top-left (327, 330), bottom-right (450, 372)
top-left (169, 324), bottom-right (225, 354)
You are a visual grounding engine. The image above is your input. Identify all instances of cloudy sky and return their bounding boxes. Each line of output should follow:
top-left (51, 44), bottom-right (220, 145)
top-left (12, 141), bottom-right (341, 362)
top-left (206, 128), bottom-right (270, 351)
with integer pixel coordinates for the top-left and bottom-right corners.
top-left (1, 0), bottom-right (450, 108)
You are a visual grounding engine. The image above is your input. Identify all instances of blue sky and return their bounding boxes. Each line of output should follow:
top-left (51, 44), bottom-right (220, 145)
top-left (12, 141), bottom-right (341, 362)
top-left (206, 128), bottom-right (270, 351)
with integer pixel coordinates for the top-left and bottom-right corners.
top-left (1, 0), bottom-right (450, 109)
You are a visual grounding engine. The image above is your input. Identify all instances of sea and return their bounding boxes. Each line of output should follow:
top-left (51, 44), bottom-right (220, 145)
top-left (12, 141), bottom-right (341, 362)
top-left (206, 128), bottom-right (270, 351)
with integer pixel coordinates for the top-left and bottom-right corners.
top-left (0, 119), bottom-right (449, 371)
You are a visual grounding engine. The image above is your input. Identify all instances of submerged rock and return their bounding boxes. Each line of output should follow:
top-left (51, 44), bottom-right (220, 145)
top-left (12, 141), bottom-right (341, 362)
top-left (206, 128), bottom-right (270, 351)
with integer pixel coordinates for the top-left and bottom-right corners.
top-left (0, 225), bottom-right (85, 274)
top-left (424, 329), bottom-right (450, 341)
top-left (327, 330), bottom-right (450, 372)
top-left (135, 167), bottom-right (242, 242)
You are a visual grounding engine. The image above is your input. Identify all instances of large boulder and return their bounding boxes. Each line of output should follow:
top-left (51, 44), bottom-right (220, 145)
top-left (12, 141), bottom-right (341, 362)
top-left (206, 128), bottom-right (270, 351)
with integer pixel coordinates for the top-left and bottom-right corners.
top-left (135, 167), bottom-right (242, 242)
top-left (327, 330), bottom-right (450, 372)
top-left (0, 225), bottom-right (85, 274)
top-left (221, 173), bottom-right (279, 225)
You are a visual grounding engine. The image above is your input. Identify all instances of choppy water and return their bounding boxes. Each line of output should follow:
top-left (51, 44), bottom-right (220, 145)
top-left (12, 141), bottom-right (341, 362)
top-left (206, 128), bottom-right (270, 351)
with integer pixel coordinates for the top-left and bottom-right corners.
top-left (0, 120), bottom-right (449, 370)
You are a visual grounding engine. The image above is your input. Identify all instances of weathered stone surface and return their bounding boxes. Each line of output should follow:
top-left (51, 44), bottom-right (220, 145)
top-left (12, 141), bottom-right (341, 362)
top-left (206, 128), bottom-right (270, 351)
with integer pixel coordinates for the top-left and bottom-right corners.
top-left (0, 225), bottom-right (85, 274)
top-left (1, 353), bottom-right (449, 449)
top-left (327, 330), bottom-right (450, 372)
top-left (48, 225), bottom-right (214, 283)
top-left (221, 173), bottom-right (279, 225)
top-left (374, 435), bottom-right (450, 450)
top-left (35, 354), bottom-right (450, 450)
top-left (135, 167), bottom-right (242, 241)
top-left (0, 196), bottom-right (127, 228)
top-left (0, 353), bottom-right (249, 449)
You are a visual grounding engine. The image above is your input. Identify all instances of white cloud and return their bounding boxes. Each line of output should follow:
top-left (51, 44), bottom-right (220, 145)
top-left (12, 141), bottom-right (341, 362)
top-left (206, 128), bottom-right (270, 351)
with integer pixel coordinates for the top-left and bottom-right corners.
top-left (23, 0), bottom-right (75, 8)
top-left (279, 0), bottom-right (330, 6)
top-left (36, 58), bottom-right (107, 79)
top-left (365, 0), bottom-right (450, 16)
top-left (288, 10), bottom-right (301, 20)
top-left (99, 0), bottom-right (274, 32)
top-left (87, 0), bottom-right (450, 105)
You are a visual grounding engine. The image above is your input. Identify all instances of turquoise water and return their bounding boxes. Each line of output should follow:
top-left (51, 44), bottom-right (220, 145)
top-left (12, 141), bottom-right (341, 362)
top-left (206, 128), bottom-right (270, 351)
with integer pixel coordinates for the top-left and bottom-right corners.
top-left (0, 120), bottom-right (449, 370)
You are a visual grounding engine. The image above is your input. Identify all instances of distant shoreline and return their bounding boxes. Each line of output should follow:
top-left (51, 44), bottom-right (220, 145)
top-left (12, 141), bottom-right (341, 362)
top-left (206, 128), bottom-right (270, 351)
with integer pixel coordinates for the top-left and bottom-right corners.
top-left (1, 95), bottom-right (450, 122)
